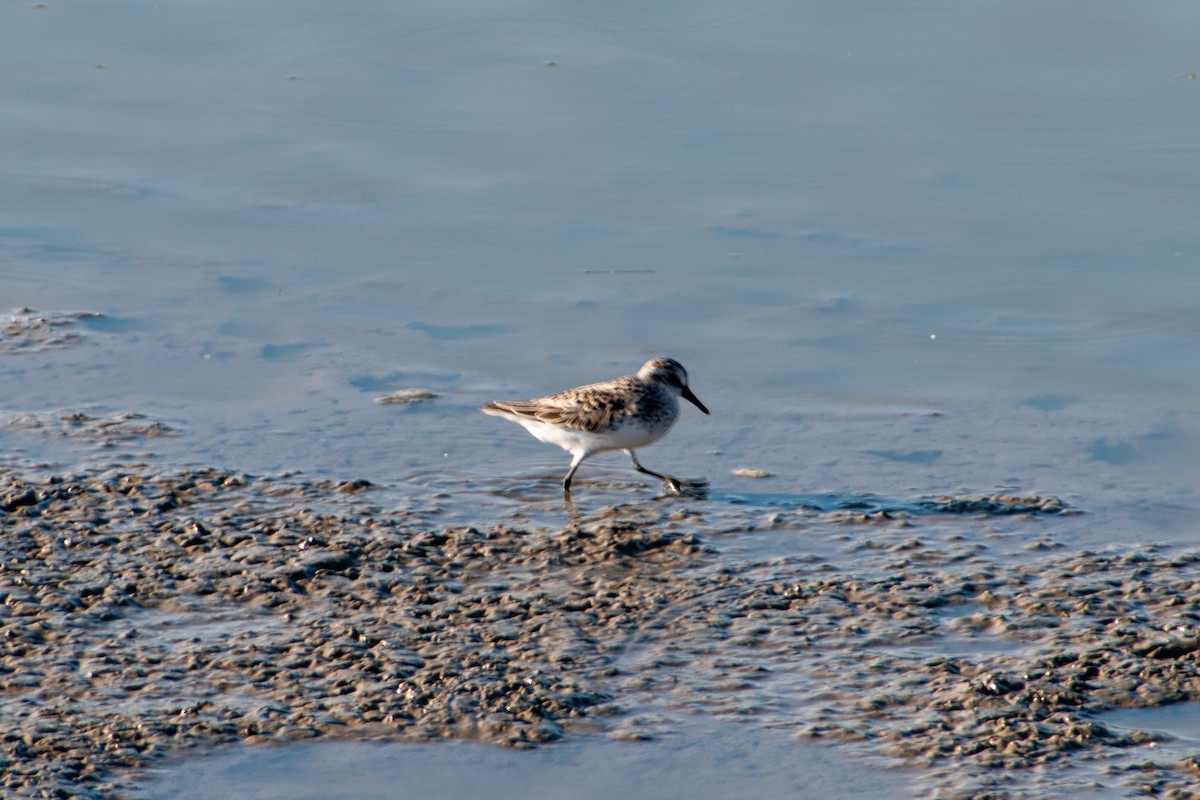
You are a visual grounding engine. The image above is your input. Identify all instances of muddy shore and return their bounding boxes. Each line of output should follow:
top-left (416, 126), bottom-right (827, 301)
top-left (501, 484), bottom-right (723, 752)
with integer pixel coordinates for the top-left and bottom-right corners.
top-left (2, 466), bottom-right (1199, 798)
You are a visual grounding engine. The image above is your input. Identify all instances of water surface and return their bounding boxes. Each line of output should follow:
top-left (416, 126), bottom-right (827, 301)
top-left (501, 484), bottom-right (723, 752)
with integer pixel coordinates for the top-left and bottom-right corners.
top-left (3, 0), bottom-right (1199, 796)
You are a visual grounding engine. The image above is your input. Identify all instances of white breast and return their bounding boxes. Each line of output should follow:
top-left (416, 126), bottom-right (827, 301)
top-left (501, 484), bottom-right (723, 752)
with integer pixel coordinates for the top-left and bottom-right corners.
top-left (512, 415), bottom-right (675, 456)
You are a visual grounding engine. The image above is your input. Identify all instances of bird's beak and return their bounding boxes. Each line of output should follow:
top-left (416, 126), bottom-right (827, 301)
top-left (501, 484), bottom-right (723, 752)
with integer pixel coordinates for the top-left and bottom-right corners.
top-left (682, 385), bottom-right (709, 415)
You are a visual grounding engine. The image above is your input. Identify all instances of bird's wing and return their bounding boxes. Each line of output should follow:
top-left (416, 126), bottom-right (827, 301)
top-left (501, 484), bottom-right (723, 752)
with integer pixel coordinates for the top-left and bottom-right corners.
top-left (484, 381), bottom-right (636, 433)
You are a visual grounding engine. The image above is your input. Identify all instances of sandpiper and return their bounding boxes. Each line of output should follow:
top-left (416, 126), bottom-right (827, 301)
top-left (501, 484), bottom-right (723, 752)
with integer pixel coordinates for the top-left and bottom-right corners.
top-left (482, 357), bottom-right (710, 495)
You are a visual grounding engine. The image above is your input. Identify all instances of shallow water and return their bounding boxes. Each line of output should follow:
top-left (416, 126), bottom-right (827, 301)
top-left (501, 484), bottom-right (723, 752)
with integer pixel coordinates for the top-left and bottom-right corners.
top-left (138, 722), bottom-right (910, 800)
top-left (3, 0), bottom-right (1200, 797)
top-left (1103, 703), bottom-right (1200, 745)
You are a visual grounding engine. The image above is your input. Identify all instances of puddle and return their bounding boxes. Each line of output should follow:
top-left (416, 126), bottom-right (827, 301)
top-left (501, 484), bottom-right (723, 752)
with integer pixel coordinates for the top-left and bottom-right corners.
top-left (110, 606), bottom-right (281, 648)
top-left (1046, 704), bottom-right (1200, 798)
top-left (874, 603), bottom-right (1042, 658)
top-left (1100, 703), bottom-right (1200, 743)
top-left (133, 722), bottom-right (912, 800)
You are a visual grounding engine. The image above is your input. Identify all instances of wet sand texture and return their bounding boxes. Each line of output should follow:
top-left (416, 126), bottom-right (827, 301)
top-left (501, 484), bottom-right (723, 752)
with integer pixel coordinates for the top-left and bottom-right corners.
top-left (2, 468), bottom-right (1199, 798)
top-left (0, 310), bottom-right (100, 354)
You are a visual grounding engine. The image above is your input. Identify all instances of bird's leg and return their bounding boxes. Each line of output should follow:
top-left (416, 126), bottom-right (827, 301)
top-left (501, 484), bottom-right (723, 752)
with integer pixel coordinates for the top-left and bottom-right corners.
top-left (625, 450), bottom-right (707, 494)
top-left (562, 451), bottom-right (587, 495)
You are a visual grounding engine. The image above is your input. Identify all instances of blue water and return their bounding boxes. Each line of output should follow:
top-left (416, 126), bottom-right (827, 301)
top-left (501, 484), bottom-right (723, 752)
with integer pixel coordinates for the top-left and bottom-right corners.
top-left (4, 3), bottom-right (1199, 796)
top-left (136, 723), bottom-right (909, 800)
top-left (4, 0), bottom-right (1199, 547)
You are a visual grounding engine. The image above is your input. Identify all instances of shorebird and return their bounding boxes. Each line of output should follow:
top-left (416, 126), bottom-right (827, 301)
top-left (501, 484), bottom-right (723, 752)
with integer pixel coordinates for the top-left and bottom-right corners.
top-left (482, 357), bottom-right (709, 495)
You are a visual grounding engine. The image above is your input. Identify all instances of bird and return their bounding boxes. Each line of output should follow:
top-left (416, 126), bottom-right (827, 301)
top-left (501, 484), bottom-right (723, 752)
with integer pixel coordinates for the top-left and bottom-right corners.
top-left (482, 357), bottom-right (709, 495)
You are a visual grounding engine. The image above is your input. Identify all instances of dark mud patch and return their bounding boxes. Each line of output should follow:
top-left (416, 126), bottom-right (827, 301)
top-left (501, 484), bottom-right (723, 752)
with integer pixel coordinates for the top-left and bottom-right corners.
top-left (713, 489), bottom-right (1074, 518)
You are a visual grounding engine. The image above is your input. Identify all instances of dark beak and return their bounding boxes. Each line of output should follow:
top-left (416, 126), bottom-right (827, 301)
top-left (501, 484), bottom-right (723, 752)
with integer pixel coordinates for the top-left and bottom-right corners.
top-left (682, 385), bottom-right (709, 415)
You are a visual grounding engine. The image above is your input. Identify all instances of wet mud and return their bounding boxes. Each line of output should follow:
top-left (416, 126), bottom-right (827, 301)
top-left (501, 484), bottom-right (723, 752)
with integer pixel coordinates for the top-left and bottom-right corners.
top-left (7, 412), bottom-right (176, 444)
top-left (2, 467), bottom-right (1199, 798)
top-left (0, 309), bottom-right (100, 355)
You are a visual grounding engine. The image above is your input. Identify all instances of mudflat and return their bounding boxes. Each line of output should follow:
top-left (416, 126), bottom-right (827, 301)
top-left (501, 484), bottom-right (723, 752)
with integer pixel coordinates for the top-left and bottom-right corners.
top-left (3, 467), bottom-right (1198, 798)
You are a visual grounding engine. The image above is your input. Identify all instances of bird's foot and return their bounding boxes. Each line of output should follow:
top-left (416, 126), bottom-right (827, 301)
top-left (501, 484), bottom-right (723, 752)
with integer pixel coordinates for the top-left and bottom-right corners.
top-left (663, 476), bottom-right (709, 495)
